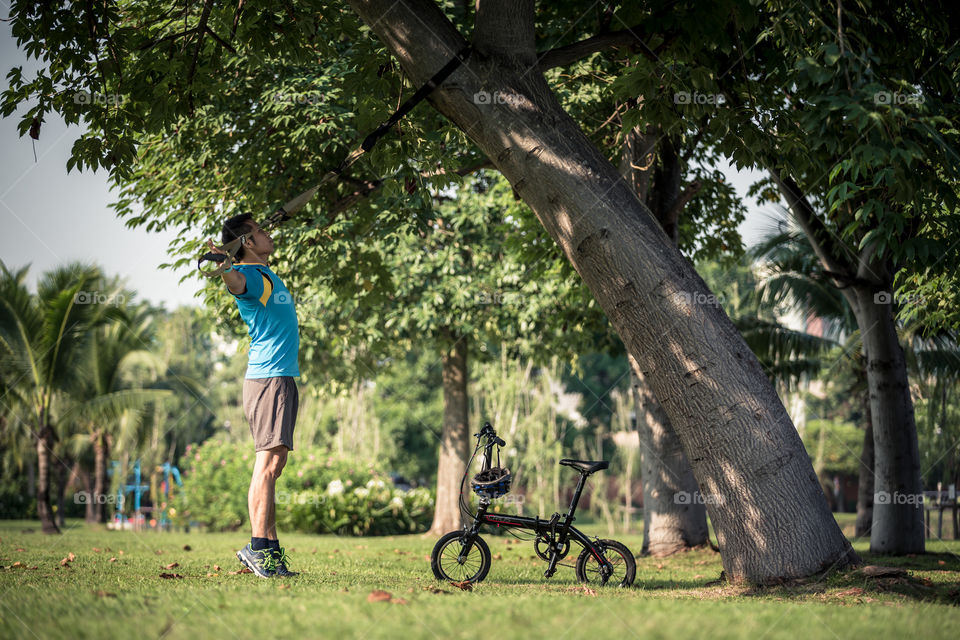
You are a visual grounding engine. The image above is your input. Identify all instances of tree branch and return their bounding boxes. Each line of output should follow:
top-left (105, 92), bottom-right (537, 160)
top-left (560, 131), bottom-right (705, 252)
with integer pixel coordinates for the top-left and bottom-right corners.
top-left (139, 26), bottom-right (198, 52)
top-left (665, 180), bottom-right (703, 223)
top-left (768, 168), bottom-right (854, 278)
top-left (205, 27), bottom-right (238, 55)
top-left (231, 0), bottom-right (246, 40)
top-left (186, 0), bottom-right (216, 91)
top-left (538, 24), bottom-right (668, 70)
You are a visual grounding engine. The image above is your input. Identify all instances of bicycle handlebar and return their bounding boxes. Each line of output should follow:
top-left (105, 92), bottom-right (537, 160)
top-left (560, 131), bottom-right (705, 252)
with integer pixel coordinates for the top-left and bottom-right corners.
top-left (475, 422), bottom-right (505, 446)
top-left (474, 422), bottom-right (505, 472)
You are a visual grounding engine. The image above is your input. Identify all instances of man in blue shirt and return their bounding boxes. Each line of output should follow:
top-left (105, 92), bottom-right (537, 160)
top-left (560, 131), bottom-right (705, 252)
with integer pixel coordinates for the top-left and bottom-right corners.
top-left (206, 213), bottom-right (300, 578)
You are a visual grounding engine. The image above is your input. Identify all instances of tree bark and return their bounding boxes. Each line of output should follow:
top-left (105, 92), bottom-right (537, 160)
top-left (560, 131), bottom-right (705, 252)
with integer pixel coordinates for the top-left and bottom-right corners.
top-left (622, 128), bottom-right (708, 555)
top-left (427, 328), bottom-right (470, 535)
top-left (347, 0), bottom-right (857, 582)
top-left (850, 286), bottom-right (924, 553)
top-left (36, 426), bottom-right (60, 534)
top-left (855, 391), bottom-right (874, 538)
top-left (93, 431), bottom-right (109, 524)
top-left (630, 355), bottom-right (709, 555)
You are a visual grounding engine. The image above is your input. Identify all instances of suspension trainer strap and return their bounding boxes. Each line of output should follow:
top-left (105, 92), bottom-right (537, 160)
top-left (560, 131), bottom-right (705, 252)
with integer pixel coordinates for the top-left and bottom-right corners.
top-left (198, 45), bottom-right (474, 278)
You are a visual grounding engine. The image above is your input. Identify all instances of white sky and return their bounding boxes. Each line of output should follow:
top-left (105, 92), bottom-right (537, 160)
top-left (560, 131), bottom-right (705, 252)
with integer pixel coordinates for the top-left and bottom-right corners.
top-left (1, 21), bottom-right (774, 310)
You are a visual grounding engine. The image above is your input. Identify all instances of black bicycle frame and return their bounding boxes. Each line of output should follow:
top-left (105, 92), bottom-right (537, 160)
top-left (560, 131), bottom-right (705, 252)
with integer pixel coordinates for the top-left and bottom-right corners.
top-left (460, 436), bottom-right (612, 576)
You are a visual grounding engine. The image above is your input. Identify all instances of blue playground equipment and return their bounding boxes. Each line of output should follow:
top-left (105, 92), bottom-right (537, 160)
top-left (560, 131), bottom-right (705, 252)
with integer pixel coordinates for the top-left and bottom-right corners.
top-left (109, 459), bottom-right (182, 530)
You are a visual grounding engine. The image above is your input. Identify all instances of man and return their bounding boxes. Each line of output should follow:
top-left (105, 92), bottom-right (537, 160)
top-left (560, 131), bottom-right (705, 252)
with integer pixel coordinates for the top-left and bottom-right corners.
top-left (206, 213), bottom-right (300, 578)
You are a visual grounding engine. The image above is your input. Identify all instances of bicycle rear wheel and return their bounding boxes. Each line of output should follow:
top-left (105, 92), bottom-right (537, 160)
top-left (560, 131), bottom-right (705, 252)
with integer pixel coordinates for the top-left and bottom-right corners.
top-left (431, 531), bottom-right (491, 584)
top-left (575, 539), bottom-right (636, 587)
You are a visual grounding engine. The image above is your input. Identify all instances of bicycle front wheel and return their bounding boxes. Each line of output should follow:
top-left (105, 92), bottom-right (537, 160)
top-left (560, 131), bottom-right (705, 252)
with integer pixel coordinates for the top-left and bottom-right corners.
top-left (430, 531), bottom-right (491, 584)
top-left (575, 539), bottom-right (636, 587)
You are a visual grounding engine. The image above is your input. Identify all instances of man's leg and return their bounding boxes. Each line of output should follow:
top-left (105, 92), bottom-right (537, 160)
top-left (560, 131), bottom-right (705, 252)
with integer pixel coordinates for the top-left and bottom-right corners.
top-left (248, 445), bottom-right (288, 539)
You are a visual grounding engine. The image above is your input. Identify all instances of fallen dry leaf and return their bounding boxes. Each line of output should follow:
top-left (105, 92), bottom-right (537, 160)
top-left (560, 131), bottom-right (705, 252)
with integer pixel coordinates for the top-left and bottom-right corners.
top-left (164, 562), bottom-right (179, 570)
top-left (228, 568), bottom-right (253, 575)
top-left (278, 584), bottom-right (291, 590)
top-left (213, 565), bottom-right (221, 572)
top-left (92, 547), bottom-right (101, 553)
top-left (109, 557), bottom-right (117, 563)
top-left (367, 590), bottom-right (392, 602)
top-left (390, 597), bottom-right (408, 605)
top-left (835, 587), bottom-right (864, 597)
top-left (11, 561), bottom-right (25, 569)
top-left (493, 554), bottom-right (502, 560)
top-left (206, 573), bottom-right (219, 578)
top-left (159, 572), bottom-right (183, 579)
top-left (94, 590), bottom-right (116, 598)
top-left (450, 581), bottom-right (473, 591)
top-left (182, 545), bottom-right (192, 551)
top-left (154, 550), bottom-right (164, 555)
top-left (15, 548), bottom-right (25, 552)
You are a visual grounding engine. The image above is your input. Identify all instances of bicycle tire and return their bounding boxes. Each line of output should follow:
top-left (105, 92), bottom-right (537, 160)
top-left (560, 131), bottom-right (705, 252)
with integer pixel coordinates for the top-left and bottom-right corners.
top-left (575, 539), bottom-right (636, 587)
top-left (430, 531), bottom-right (492, 584)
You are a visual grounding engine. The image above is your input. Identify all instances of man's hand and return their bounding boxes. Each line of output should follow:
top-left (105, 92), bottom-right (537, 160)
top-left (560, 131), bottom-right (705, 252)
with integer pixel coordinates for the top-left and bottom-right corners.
top-left (207, 239), bottom-right (246, 295)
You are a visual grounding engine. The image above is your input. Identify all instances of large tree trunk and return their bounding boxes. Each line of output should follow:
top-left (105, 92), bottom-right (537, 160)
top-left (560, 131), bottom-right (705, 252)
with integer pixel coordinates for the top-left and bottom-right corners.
top-left (93, 431), bottom-right (109, 524)
top-left (427, 328), bottom-right (470, 535)
top-left (622, 129), bottom-right (708, 555)
top-left (348, 0), bottom-right (858, 583)
top-left (630, 355), bottom-right (709, 555)
top-left (36, 426), bottom-right (60, 534)
top-left (850, 286), bottom-right (924, 553)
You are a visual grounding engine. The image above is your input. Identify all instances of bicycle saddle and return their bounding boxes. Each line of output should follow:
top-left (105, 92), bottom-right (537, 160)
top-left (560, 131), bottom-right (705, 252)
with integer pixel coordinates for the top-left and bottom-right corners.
top-left (558, 459), bottom-right (609, 474)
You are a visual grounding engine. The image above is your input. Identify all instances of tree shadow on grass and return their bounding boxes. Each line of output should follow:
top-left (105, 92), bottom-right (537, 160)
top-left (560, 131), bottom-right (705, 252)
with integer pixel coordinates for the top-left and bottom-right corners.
top-left (740, 562), bottom-right (960, 607)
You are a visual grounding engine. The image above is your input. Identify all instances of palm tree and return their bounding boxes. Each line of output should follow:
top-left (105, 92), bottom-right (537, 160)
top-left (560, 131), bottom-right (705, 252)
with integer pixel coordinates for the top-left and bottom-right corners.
top-left (61, 304), bottom-right (173, 523)
top-left (0, 261), bottom-right (110, 533)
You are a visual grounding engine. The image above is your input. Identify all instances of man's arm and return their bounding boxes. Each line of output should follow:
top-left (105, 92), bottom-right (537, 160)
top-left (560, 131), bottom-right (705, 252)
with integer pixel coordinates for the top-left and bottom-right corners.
top-left (206, 239), bottom-right (246, 294)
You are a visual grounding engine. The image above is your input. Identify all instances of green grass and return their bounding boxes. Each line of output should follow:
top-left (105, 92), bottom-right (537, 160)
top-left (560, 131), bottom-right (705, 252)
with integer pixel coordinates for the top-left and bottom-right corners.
top-left (1, 517), bottom-right (958, 640)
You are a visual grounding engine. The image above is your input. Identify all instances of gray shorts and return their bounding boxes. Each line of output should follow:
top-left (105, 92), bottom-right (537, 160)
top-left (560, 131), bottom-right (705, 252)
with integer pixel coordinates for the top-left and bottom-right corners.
top-left (242, 376), bottom-right (298, 451)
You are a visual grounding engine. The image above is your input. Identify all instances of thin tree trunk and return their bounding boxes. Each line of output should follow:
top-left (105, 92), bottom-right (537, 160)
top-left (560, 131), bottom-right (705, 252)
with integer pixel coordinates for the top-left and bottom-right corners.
top-left (851, 286), bottom-right (924, 553)
top-left (855, 392), bottom-right (874, 538)
top-left (630, 355), bottom-right (709, 555)
top-left (36, 426), bottom-right (60, 534)
top-left (427, 329), bottom-right (470, 535)
top-left (93, 431), bottom-right (109, 523)
top-left (81, 467), bottom-right (96, 523)
top-left (55, 457), bottom-right (72, 528)
top-left (346, 0), bottom-right (858, 583)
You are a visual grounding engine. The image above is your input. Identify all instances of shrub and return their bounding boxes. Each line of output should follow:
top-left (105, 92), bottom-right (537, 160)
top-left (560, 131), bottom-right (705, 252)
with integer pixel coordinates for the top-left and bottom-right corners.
top-left (176, 437), bottom-right (434, 535)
